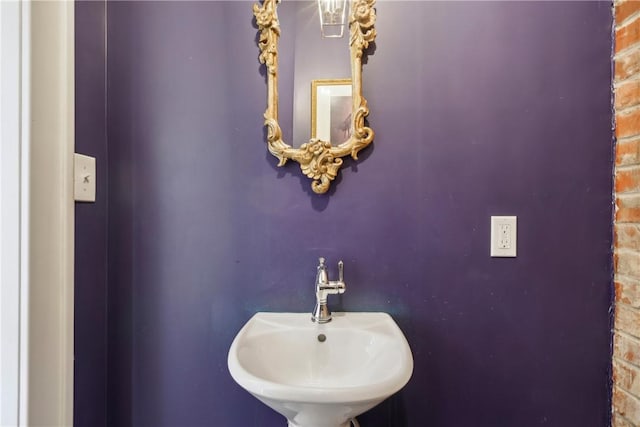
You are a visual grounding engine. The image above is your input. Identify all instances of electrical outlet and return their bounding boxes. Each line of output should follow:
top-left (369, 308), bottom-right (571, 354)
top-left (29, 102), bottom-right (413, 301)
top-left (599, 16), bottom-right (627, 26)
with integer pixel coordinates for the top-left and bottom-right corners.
top-left (491, 216), bottom-right (517, 257)
top-left (498, 223), bottom-right (511, 249)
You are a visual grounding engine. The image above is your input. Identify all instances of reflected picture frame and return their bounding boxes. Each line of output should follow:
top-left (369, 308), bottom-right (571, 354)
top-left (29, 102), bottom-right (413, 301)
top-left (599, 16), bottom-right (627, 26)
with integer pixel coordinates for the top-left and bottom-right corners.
top-left (311, 79), bottom-right (353, 145)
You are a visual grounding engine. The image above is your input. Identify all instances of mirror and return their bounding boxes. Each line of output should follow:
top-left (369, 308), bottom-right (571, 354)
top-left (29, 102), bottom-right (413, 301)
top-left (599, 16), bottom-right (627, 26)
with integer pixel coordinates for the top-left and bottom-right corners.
top-left (253, 0), bottom-right (377, 194)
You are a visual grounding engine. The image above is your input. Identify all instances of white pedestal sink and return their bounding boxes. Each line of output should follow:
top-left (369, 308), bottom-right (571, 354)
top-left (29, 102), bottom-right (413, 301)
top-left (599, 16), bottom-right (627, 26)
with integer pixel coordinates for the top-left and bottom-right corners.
top-left (227, 312), bottom-right (413, 427)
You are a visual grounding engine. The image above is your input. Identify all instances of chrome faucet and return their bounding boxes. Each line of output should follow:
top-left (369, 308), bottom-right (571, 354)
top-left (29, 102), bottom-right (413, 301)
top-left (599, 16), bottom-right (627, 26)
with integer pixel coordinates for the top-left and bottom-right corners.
top-left (312, 257), bottom-right (346, 323)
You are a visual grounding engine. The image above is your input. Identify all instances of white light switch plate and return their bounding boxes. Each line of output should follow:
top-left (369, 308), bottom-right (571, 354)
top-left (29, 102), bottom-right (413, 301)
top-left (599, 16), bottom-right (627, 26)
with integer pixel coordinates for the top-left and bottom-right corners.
top-left (74, 153), bottom-right (96, 202)
top-left (490, 216), bottom-right (517, 257)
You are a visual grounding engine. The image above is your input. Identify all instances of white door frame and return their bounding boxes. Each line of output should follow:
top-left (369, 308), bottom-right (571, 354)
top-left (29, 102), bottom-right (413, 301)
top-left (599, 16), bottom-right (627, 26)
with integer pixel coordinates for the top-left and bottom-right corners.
top-left (1, 1), bottom-right (74, 425)
top-left (1, 1), bottom-right (25, 424)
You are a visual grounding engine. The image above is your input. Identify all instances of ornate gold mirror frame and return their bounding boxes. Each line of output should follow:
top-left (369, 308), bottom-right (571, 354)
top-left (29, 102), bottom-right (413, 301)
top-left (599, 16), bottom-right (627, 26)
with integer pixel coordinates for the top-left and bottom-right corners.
top-left (253, 0), bottom-right (377, 194)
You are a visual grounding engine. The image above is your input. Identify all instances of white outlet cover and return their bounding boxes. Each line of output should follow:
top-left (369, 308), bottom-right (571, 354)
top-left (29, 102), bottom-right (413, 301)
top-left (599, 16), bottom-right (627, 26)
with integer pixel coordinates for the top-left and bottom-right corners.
top-left (74, 153), bottom-right (96, 202)
top-left (490, 216), bottom-right (517, 257)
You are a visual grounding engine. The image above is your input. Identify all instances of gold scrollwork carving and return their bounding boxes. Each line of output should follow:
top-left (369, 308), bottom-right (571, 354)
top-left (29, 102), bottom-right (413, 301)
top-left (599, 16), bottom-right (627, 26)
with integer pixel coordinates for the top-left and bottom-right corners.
top-left (253, 0), bottom-right (376, 194)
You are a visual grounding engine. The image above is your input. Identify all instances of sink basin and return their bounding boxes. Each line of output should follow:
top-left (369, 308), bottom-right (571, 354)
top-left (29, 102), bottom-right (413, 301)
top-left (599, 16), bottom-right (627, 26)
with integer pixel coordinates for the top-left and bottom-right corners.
top-left (227, 312), bottom-right (413, 427)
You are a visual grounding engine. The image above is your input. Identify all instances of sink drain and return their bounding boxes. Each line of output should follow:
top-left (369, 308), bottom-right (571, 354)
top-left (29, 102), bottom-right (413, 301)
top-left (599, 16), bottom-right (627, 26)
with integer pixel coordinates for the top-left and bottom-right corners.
top-left (317, 334), bottom-right (326, 342)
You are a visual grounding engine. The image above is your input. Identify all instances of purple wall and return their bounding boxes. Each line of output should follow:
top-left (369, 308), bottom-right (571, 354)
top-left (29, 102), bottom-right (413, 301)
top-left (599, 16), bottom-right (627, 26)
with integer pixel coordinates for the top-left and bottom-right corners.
top-left (75, 1), bottom-right (614, 426)
top-left (74, 1), bottom-right (107, 426)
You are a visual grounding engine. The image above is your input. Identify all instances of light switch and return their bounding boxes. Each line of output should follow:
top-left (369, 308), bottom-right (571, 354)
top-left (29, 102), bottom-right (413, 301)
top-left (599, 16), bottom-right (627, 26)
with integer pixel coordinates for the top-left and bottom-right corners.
top-left (74, 153), bottom-right (96, 202)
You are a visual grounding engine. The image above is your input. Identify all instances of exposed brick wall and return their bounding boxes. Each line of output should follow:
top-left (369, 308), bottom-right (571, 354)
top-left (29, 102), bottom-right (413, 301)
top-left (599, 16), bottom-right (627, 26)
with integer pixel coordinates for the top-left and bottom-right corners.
top-left (614, 1), bottom-right (640, 426)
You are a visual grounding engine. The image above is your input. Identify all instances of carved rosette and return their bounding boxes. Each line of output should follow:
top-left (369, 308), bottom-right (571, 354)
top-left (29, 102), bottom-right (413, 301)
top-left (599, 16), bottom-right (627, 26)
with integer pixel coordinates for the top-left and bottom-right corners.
top-left (253, 0), bottom-right (376, 194)
top-left (297, 140), bottom-right (344, 194)
top-left (349, 0), bottom-right (377, 57)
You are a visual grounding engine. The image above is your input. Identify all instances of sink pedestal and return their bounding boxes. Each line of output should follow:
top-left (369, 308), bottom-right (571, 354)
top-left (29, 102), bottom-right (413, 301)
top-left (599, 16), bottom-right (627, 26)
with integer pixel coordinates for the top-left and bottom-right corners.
top-left (287, 421), bottom-right (351, 427)
top-left (257, 394), bottom-right (374, 427)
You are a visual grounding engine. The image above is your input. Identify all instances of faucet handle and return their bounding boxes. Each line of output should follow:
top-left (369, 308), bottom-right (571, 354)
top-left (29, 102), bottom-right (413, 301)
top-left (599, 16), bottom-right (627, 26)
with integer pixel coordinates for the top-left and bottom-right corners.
top-left (338, 260), bottom-right (344, 282)
top-left (318, 257), bottom-right (326, 267)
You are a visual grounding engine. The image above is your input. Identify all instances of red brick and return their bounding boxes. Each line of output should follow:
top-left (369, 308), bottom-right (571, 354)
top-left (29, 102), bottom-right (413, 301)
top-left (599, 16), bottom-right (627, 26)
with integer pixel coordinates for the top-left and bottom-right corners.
top-left (615, 333), bottom-right (640, 366)
top-left (616, 224), bottom-right (640, 251)
top-left (613, 411), bottom-right (636, 427)
top-left (617, 194), bottom-right (640, 222)
top-left (617, 305), bottom-right (640, 339)
top-left (617, 1), bottom-right (640, 26)
top-left (615, 386), bottom-right (640, 423)
top-left (618, 138), bottom-right (640, 166)
top-left (615, 360), bottom-right (640, 397)
top-left (616, 49), bottom-right (640, 81)
top-left (617, 167), bottom-right (640, 193)
top-left (616, 279), bottom-right (640, 308)
top-left (616, 251), bottom-right (640, 278)
top-left (616, 79), bottom-right (640, 110)
top-left (618, 17), bottom-right (640, 53)
top-left (617, 108), bottom-right (640, 139)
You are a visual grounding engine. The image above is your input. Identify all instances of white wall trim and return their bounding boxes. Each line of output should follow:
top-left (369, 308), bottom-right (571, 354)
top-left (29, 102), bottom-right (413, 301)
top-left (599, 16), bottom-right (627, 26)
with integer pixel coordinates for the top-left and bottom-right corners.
top-left (25, 1), bottom-right (75, 424)
top-left (0, 1), bottom-right (24, 424)
top-left (19, 2), bottom-right (31, 423)
top-left (1, 1), bottom-right (74, 425)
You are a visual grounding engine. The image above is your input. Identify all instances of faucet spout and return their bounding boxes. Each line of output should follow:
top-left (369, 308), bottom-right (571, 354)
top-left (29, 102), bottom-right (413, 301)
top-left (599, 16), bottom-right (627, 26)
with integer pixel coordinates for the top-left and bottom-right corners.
top-left (312, 257), bottom-right (346, 323)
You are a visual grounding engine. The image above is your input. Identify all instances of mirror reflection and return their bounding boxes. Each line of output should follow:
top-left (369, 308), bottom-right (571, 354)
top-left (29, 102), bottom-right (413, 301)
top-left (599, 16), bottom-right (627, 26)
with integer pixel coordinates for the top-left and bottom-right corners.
top-left (282, 1), bottom-right (351, 147)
